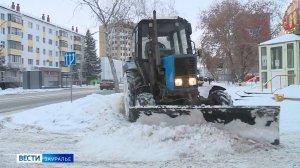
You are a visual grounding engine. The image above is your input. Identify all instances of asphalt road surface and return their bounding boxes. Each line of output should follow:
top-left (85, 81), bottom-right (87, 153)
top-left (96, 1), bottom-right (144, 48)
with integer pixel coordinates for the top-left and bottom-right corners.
top-left (0, 88), bottom-right (114, 114)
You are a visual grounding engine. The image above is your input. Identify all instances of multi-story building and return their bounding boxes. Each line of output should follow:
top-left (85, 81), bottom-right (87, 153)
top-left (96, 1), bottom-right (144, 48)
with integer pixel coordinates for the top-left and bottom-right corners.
top-left (99, 23), bottom-right (134, 61)
top-left (0, 2), bottom-right (85, 89)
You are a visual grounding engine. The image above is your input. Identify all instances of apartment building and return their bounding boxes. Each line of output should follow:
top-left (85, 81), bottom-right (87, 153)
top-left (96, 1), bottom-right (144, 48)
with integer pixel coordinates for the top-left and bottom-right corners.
top-left (99, 23), bottom-right (134, 61)
top-left (0, 2), bottom-right (84, 89)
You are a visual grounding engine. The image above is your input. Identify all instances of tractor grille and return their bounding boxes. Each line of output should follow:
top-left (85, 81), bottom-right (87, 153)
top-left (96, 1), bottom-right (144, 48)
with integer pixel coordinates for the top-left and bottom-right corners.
top-left (174, 57), bottom-right (196, 76)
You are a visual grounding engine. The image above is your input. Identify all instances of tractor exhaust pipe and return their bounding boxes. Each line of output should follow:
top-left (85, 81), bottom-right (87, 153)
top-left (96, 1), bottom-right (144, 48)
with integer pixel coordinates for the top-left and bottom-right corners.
top-left (153, 10), bottom-right (160, 67)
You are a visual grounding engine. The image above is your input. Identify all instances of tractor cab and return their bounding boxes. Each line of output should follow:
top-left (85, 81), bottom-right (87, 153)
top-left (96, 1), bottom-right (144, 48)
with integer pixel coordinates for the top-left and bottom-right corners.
top-left (132, 16), bottom-right (194, 60)
top-left (131, 16), bottom-right (198, 93)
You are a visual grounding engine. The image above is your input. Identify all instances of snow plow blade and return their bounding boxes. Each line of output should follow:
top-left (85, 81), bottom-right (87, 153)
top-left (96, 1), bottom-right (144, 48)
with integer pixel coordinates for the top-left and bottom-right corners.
top-left (130, 105), bottom-right (280, 145)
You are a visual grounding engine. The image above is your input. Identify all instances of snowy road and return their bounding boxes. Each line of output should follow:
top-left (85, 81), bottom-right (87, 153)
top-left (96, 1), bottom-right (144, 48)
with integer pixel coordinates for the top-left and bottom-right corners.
top-left (0, 86), bottom-right (299, 167)
top-left (0, 88), bottom-right (112, 113)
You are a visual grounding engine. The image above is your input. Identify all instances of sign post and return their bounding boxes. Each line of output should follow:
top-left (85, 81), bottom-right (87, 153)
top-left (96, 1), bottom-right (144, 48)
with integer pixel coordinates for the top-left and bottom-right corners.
top-left (64, 52), bottom-right (76, 102)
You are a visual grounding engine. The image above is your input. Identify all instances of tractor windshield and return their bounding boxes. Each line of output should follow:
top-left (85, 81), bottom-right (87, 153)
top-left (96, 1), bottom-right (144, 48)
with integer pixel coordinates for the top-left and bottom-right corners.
top-left (140, 19), bottom-right (193, 59)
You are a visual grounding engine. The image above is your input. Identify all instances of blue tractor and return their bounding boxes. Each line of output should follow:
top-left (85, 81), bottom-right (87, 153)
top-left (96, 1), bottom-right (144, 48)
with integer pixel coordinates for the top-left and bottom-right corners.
top-left (123, 11), bottom-right (280, 145)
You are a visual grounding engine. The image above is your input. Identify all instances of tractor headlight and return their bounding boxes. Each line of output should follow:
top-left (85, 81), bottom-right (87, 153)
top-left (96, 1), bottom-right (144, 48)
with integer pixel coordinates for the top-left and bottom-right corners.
top-left (174, 78), bottom-right (183, 86)
top-left (188, 77), bottom-right (197, 86)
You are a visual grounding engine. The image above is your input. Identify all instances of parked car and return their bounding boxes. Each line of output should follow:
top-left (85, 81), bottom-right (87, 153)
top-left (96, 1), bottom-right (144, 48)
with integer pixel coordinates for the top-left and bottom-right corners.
top-left (100, 80), bottom-right (114, 90)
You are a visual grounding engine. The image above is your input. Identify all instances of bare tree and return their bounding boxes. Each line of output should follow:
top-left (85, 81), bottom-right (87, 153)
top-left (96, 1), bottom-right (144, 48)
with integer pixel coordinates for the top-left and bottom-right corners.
top-left (198, 0), bottom-right (283, 82)
top-left (79, 0), bottom-right (133, 92)
top-left (79, 0), bottom-right (178, 92)
top-left (133, 0), bottom-right (177, 20)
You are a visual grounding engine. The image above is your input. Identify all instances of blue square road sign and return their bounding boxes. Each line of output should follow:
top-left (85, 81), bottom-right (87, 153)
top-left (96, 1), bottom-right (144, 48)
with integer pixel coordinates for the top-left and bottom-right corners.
top-left (64, 52), bottom-right (76, 65)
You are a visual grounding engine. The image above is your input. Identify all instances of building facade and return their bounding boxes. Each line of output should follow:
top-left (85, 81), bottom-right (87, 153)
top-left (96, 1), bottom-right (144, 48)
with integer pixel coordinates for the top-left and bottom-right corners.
top-left (0, 2), bottom-right (84, 89)
top-left (99, 23), bottom-right (134, 61)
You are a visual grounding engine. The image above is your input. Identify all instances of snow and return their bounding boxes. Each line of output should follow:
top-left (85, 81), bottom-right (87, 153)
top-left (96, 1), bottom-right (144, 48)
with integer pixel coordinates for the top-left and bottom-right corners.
top-left (0, 87), bottom-right (64, 96)
top-left (0, 85), bottom-right (99, 96)
top-left (275, 85), bottom-right (300, 99)
top-left (260, 33), bottom-right (300, 45)
top-left (0, 84), bottom-right (300, 167)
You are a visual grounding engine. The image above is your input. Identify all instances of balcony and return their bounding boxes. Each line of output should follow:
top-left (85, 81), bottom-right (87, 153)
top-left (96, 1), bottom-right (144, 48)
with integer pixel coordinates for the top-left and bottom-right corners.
top-left (74, 49), bottom-right (81, 54)
top-left (48, 56), bottom-right (53, 62)
top-left (59, 46), bottom-right (68, 52)
top-left (7, 48), bottom-right (22, 56)
top-left (35, 53), bottom-right (40, 60)
top-left (74, 40), bottom-right (81, 45)
top-left (58, 36), bottom-right (68, 41)
top-left (61, 67), bottom-right (69, 72)
top-left (28, 40), bottom-right (33, 47)
top-left (7, 21), bottom-right (23, 30)
top-left (7, 62), bottom-right (22, 69)
top-left (59, 56), bottom-right (64, 61)
top-left (7, 34), bottom-right (22, 42)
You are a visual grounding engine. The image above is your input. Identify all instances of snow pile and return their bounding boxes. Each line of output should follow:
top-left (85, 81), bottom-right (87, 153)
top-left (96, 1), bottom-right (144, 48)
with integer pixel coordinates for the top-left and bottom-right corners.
top-left (275, 85), bottom-right (300, 99)
top-left (79, 122), bottom-right (235, 161)
top-left (0, 94), bottom-right (124, 132)
top-left (0, 87), bottom-right (63, 96)
top-left (0, 93), bottom-right (239, 162)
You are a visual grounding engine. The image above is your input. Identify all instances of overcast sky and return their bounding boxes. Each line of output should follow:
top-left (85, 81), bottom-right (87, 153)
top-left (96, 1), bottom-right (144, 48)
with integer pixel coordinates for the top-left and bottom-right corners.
top-left (1, 0), bottom-right (290, 54)
top-left (0, 0), bottom-right (213, 41)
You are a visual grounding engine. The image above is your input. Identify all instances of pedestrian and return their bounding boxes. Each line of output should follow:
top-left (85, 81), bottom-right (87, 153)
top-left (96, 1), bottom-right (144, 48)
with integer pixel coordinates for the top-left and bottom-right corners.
top-left (208, 77), bottom-right (212, 84)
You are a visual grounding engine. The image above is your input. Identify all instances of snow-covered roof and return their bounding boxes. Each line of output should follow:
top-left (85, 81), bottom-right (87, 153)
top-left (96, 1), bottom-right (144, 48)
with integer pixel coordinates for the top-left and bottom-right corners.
top-left (260, 34), bottom-right (300, 45)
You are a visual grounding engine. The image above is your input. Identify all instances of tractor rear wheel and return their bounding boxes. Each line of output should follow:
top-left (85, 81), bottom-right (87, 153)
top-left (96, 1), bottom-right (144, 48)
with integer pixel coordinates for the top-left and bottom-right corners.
top-left (124, 70), bottom-right (142, 122)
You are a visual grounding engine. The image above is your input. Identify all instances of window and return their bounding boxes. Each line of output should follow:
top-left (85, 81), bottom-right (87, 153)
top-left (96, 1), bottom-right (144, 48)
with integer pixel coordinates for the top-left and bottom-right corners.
top-left (1, 28), bottom-right (5, 34)
top-left (28, 46), bottom-right (33, 52)
top-left (49, 61), bottom-right (53, 66)
top-left (74, 36), bottom-right (81, 41)
top-left (0, 13), bottom-right (5, 20)
top-left (8, 14), bottom-right (22, 24)
top-left (8, 27), bottom-right (22, 37)
top-left (43, 26), bottom-right (46, 32)
top-left (43, 38), bottom-right (46, 43)
top-left (8, 55), bottom-right (21, 63)
top-left (59, 30), bottom-right (68, 37)
top-left (28, 22), bottom-right (33, 29)
top-left (8, 40), bottom-right (22, 50)
top-left (43, 60), bottom-right (46, 66)
top-left (261, 47), bottom-right (267, 70)
top-left (59, 51), bottom-right (65, 57)
top-left (43, 49), bottom-right (46, 55)
top-left (28, 34), bottom-right (33, 40)
top-left (36, 36), bottom-right (39, 42)
top-left (36, 48), bottom-right (40, 53)
top-left (0, 41), bottom-right (5, 48)
top-left (74, 44), bottom-right (81, 51)
top-left (56, 52), bottom-right (58, 57)
top-left (49, 28), bottom-right (52, 34)
top-left (271, 47), bottom-right (282, 69)
top-left (48, 39), bottom-right (52, 45)
top-left (59, 40), bottom-right (68, 47)
top-left (55, 41), bottom-right (58, 46)
top-left (36, 60), bottom-right (39, 65)
top-left (49, 50), bottom-right (53, 56)
top-left (287, 43), bottom-right (294, 68)
top-left (56, 62), bottom-right (58, 67)
top-left (28, 59), bottom-right (33, 65)
top-left (36, 24), bottom-right (40, 30)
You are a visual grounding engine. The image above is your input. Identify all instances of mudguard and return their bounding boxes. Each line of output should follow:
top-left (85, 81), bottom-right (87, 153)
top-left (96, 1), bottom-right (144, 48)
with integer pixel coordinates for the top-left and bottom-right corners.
top-left (129, 105), bottom-right (280, 145)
